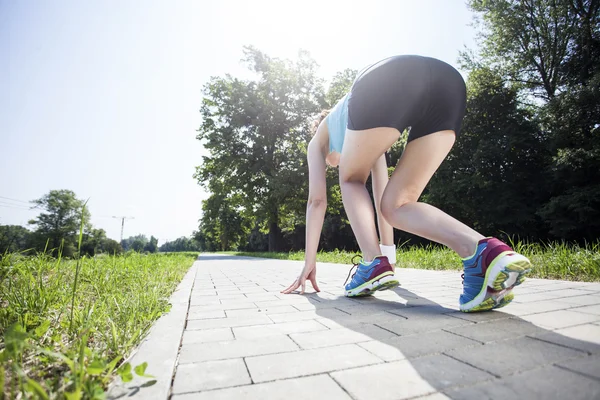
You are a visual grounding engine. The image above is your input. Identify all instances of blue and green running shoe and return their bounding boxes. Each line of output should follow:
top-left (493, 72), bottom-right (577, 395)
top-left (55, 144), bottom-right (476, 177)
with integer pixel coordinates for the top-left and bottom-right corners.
top-left (460, 237), bottom-right (532, 312)
top-left (345, 255), bottom-right (399, 297)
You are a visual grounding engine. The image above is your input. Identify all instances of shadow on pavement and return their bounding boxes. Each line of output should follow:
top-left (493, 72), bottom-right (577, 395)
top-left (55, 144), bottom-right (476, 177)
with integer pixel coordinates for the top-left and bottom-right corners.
top-left (300, 285), bottom-right (600, 400)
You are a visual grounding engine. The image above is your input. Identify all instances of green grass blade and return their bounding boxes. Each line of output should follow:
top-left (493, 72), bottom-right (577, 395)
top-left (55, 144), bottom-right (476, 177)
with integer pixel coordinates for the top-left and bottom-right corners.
top-left (68, 200), bottom-right (88, 335)
top-left (24, 378), bottom-right (49, 400)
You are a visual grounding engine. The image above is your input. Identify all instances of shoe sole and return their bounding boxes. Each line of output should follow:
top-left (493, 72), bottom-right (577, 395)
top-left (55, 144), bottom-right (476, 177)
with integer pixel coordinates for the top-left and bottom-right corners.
top-left (345, 273), bottom-right (400, 297)
top-left (460, 252), bottom-right (532, 313)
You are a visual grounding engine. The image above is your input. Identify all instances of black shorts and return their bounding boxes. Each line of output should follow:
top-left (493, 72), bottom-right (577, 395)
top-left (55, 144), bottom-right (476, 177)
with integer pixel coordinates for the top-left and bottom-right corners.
top-left (347, 55), bottom-right (467, 142)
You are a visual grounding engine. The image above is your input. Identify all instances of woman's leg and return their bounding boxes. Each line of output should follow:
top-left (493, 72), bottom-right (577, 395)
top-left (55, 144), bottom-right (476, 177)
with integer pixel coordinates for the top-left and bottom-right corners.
top-left (340, 127), bottom-right (485, 259)
top-left (371, 154), bottom-right (394, 246)
top-left (339, 127), bottom-right (400, 262)
top-left (340, 127), bottom-right (531, 307)
top-left (380, 130), bottom-right (532, 312)
top-left (380, 130), bottom-right (484, 258)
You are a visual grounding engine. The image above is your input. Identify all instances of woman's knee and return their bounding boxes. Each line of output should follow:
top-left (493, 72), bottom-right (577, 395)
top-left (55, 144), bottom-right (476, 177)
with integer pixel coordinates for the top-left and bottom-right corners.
top-left (381, 187), bottom-right (420, 220)
top-left (339, 169), bottom-right (369, 185)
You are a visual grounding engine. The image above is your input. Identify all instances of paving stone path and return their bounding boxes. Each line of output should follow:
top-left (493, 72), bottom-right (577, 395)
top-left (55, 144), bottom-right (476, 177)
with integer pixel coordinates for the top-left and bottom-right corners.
top-left (113, 254), bottom-right (600, 400)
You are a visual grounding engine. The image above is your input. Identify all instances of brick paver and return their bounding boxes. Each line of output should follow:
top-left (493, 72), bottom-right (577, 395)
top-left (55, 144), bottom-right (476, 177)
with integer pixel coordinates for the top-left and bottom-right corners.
top-left (168, 254), bottom-right (600, 399)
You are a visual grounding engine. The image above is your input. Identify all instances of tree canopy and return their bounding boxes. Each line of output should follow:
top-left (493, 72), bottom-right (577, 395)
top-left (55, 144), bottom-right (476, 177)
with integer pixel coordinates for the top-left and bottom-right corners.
top-left (195, 46), bottom-right (325, 251)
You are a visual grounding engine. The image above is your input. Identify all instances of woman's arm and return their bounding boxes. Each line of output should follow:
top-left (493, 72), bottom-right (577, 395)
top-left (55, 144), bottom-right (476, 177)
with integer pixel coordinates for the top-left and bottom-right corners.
top-left (281, 135), bottom-right (327, 294)
top-left (304, 137), bottom-right (328, 266)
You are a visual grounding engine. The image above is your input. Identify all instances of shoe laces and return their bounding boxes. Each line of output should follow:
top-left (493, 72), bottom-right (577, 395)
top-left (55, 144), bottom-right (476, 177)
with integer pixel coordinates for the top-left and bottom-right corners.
top-left (344, 254), bottom-right (363, 286)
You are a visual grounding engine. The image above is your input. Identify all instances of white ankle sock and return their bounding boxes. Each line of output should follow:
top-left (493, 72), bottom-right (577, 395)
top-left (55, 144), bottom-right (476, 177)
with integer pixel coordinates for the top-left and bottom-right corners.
top-left (380, 244), bottom-right (396, 265)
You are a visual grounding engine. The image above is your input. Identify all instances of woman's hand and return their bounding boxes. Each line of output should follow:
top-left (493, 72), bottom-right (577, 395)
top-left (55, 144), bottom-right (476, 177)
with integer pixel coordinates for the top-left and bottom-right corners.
top-left (281, 262), bottom-right (321, 294)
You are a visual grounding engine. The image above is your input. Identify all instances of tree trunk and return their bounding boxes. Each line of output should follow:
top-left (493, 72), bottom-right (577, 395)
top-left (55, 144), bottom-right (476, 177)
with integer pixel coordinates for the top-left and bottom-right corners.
top-left (268, 212), bottom-right (282, 252)
top-left (220, 233), bottom-right (229, 251)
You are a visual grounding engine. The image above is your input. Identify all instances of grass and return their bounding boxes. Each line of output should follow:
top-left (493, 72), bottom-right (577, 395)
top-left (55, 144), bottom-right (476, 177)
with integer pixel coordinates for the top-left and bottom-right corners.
top-left (0, 251), bottom-right (197, 399)
top-left (226, 240), bottom-right (600, 282)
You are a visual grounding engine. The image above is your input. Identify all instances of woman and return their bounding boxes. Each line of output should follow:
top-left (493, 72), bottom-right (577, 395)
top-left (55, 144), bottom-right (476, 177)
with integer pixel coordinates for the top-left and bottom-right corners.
top-left (282, 55), bottom-right (532, 312)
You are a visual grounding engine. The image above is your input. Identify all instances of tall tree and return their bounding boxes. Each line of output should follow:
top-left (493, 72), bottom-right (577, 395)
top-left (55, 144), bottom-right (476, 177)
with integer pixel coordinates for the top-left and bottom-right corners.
top-left (536, 0), bottom-right (600, 240)
top-left (467, 0), bottom-right (600, 241)
top-left (562, 0), bottom-right (600, 86)
top-left (28, 190), bottom-right (90, 256)
top-left (467, 0), bottom-right (578, 99)
top-left (195, 47), bottom-right (324, 251)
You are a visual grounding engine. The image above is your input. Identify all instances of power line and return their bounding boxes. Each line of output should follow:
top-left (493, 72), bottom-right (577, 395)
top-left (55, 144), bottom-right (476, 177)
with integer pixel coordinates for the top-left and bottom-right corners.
top-left (0, 196), bottom-right (31, 204)
top-left (0, 200), bottom-right (39, 209)
top-left (0, 200), bottom-right (33, 209)
top-left (0, 204), bottom-right (35, 211)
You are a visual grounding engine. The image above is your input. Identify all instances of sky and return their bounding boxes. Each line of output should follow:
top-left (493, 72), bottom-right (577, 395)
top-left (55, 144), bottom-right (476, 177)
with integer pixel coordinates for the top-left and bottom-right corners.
top-left (1, 0), bottom-right (478, 244)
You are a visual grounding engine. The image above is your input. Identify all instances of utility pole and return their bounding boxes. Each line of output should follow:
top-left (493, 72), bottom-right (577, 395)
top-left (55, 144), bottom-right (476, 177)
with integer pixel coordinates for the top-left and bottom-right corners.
top-left (112, 216), bottom-right (134, 242)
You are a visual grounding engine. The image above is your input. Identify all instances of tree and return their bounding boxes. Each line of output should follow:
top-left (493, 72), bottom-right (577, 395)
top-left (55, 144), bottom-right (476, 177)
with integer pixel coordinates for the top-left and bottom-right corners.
top-left (466, 0), bottom-right (600, 241)
top-left (199, 194), bottom-right (247, 251)
top-left (325, 69), bottom-right (357, 107)
top-left (131, 239), bottom-right (145, 252)
top-left (535, 1), bottom-right (600, 240)
top-left (100, 238), bottom-right (123, 255)
top-left (537, 64), bottom-right (600, 240)
top-left (81, 228), bottom-right (107, 256)
top-left (144, 236), bottom-right (158, 253)
top-left (28, 190), bottom-right (90, 257)
top-left (467, 0), bottom-right (577, 99)
top-left (238, 224), bottom-right (269, 251)
top-left (562, 0), bottom-right (600, 87)
top-left (159, 236), bottom-right (201, 252)
top-left (0, 225), bottom-right (31, 253)
top-left (195, 47), bottom-right (324, 251)
top-left (121, 234), bottom-right (148, 251)
top-left (192, 230), bottom-right (217, 252)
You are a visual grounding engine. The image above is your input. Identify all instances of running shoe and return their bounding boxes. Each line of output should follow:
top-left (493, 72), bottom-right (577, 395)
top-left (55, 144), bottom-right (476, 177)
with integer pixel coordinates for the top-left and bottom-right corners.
top-left (344, 255), bottom-right (399, 297)
top-left (460, 237), bottom-right (532, 312)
